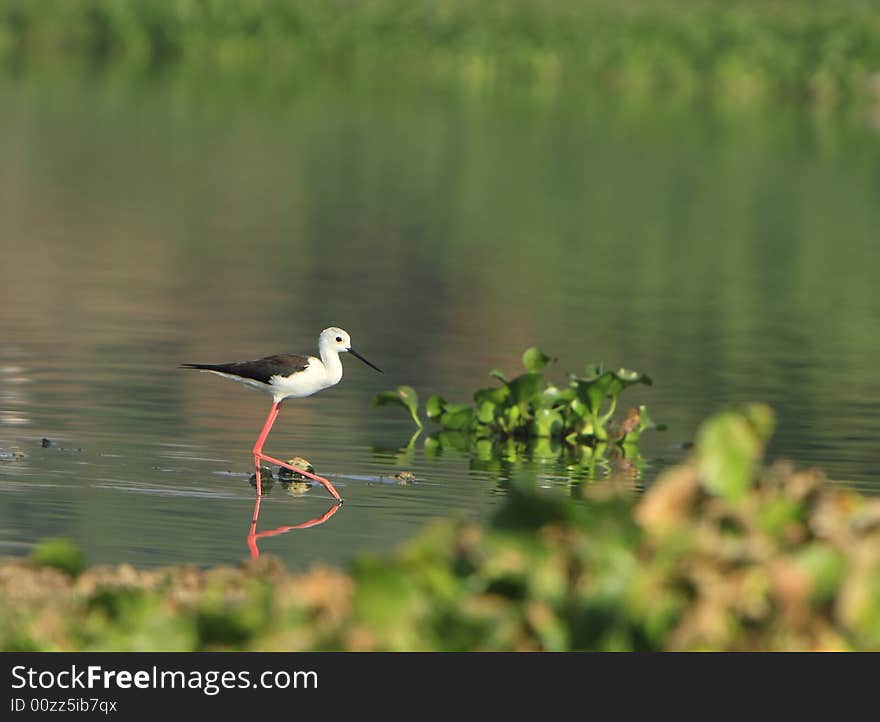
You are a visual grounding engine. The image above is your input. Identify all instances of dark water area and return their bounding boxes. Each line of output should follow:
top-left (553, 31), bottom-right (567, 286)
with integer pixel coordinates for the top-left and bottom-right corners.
top-left (1, 70), bottom-right (879, 569)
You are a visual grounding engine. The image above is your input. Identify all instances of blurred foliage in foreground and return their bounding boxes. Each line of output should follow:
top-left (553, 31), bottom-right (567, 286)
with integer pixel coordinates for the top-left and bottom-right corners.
top-left (3, 404), bottom-right (880, 651)
top-left (3, 0), bottom-right (880, 113)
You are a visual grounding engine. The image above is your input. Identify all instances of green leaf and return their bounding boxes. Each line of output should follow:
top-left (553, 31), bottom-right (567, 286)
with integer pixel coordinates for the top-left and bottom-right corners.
top-left (472, 420), bottom-right (495, 437)
top-left (582, 416), bottom-right (608, 441)
top-left (522, 346), bottom-right (553, 373)
top-left (696, 403), bottom-right (775, 502)
top-left (476, 400), bottom-right (496, 424)
top-left (574, 369), bottom-right (652, 414)
top-left (606, 368), bottom-right (653, 397)
top-left (573, 372), bottom-right (616, 413)
top-left (583, 363), bottom-right (603, 380)
top-left (503, 405), bottom-right (522, 431)
top-left (473, 385), bottom-right (510, 406)
top-left (439, 404), bottom-right (474, 430)
top-left (372, 386), bottom-right (422, 428)
top-left (506, 373), bottom-right (544, 405)
top-left (534, 385), bottom-right (570, 409)
top-left (637, 405), bottom-right (666, 432)
top-left (569, 398), bottom-right (588, 419)
top-left (529, 408), bottom-right (564, 438)
top-left (615, 368), bottom-right (653, 386)
top-left (489, 368), bottom-right (507, 383)
top-left (426, 394), bottom-right (447, 420)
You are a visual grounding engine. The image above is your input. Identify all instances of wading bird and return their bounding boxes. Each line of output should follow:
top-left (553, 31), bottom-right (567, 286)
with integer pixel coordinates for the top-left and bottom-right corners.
top-left (181, 327), bottom-right (382, 500)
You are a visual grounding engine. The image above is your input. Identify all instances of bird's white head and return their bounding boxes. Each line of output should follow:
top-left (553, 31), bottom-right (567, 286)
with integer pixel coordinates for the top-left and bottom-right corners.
top-left (319, 327), bottom-right (383, 373)
top-left (320, 327), bottom-right (352, 354)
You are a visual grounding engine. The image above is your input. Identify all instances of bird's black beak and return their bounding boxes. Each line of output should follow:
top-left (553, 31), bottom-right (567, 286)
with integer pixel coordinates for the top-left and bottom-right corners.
top-left (348, 347), bottom-right (383, 373)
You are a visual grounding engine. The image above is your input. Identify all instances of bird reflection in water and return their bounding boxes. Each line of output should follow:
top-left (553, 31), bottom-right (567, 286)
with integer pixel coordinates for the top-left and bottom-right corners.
top-left (247, 494), bottom-right (342, 558)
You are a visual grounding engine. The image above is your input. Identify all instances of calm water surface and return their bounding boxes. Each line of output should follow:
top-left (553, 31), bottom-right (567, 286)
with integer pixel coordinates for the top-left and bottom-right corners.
top-left (1, 72), bottom-right (879, 569)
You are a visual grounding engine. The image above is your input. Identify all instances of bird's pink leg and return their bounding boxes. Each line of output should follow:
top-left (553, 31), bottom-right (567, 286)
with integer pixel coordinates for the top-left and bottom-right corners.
top-left (251, 402), bottom-right (282, 497)
top-left (257, 452), bottom-right (343, 502)
top-left (252, 401), bottom-right (343, 501)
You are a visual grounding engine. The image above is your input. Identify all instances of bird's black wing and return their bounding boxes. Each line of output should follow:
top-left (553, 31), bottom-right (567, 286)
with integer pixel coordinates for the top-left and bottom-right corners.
top-left (181, 354), bottom-right (312, 384)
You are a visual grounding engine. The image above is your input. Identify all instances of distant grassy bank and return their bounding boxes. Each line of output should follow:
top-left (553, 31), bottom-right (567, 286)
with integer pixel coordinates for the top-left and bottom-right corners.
top-left (3, 405), bottom-right (880, 651)
top-left (2, 1), bottom-right (880, 112)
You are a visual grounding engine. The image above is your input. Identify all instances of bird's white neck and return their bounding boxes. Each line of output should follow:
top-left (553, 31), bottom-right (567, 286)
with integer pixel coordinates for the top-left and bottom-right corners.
top-left (318, 338), bottom-right (344, 385)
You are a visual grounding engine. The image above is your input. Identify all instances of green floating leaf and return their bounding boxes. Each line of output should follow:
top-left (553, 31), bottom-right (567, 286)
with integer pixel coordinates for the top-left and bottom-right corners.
top-left (583, 363), bottom-right (603, 381)
top-left (504, 404), bottom-right (522, 429)
top-left (696, 403), bottom-right (775, 502)
top-left (476, 400), bottom-right (496, 424)
top-left (489, 368), bottom-right (507, 383)
top-left (472, 422), bottom-right (495, 439)
top-left (426, 394), bottom-right (447, 420)
top-left (522, 346), bottom-right (554, 373)
top-left (573, 373), bottom-right (614, 413)
top-left (615, 368), bottom-right (653, 387)
top-left (439, 404), bottom-right (474, 430)
top-left (474, 385), bottom-right (510, 406)
top-left (506, 373), bottom-right (544, 405)
top-left (604, 369), bottom-right (652, 398)
top-left (529, 408), bottom-right (564, 438)
top-left (533, 385), bottom-right (572, 409)
top-left (372, 386), bottom-right (422, 428)
top-left (569, 398), bottom-right (589, 419)
top-left (573, 368), bottom-right (652, 414)
top-left (637, 405), bottom-right (666, 432)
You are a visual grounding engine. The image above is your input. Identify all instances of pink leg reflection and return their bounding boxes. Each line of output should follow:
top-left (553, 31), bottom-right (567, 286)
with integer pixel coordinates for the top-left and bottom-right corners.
top-left (247, 495), bottom-right (342, 558)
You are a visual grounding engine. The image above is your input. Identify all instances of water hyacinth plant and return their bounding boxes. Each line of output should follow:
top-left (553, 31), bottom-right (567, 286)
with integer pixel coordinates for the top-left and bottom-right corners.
top-left (372, 385), bottom-right (422, 429)
top-left (373, 347), bottom-right (664, 451)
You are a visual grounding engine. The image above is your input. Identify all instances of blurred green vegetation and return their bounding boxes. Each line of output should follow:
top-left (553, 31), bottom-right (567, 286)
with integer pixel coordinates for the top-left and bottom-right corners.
top-left (30, 537), bottom-right (86, 577)
top-left (2, 0), bottom-right (880, 113)
top-left (4, 404), bottom-right (880, 651)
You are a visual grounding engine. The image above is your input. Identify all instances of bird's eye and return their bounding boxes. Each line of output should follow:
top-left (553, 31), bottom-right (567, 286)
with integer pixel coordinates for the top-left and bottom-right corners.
top-left (335, 336), bottom-right (343, 343)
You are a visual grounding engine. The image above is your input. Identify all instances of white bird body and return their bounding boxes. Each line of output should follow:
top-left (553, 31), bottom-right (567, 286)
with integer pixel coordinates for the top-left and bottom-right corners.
top-left (182, 327), bottom-right (380, 403)
top-left (199, 353), bottom-right (341, 402)
top-left (181, 326), bottom-right (383, 502)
